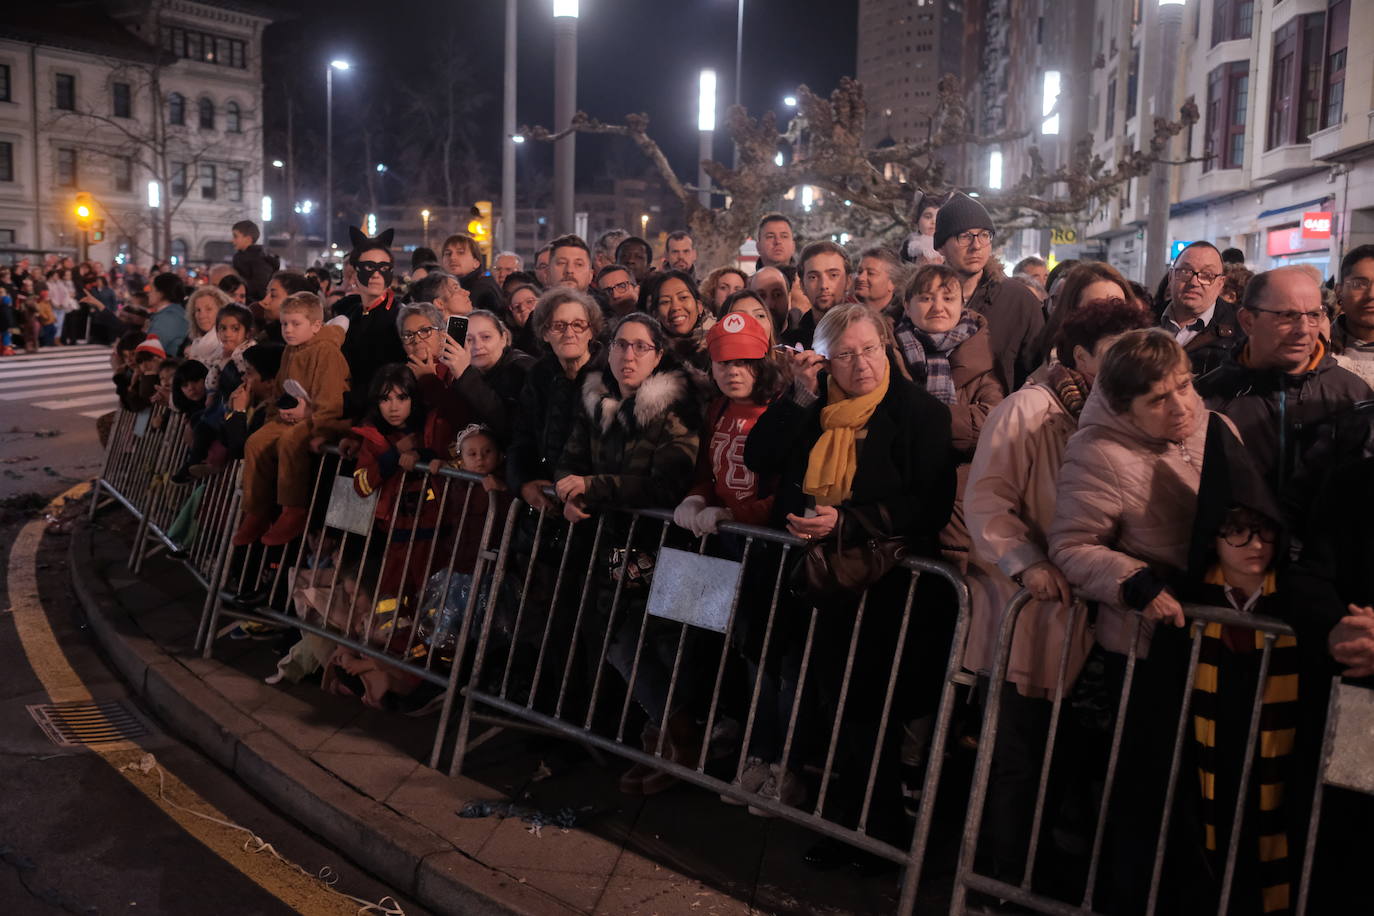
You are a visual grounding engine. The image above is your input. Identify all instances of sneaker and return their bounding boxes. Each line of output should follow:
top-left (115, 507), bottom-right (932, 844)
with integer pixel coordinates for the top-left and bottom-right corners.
top-left (720, 756), bottom-right (770, 806)
top-left (748, 764), bottom-right (806, 817)
top-left (227, 620), bottom-right (286, 640)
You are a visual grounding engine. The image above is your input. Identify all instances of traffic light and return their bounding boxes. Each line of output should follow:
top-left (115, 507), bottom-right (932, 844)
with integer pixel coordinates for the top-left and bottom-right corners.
top-left (467, 200), bottom-right (492, 261)
top-left (74, 192), bottom-right (94, 229)
top-left (91, 219), bottom-right (106, 243)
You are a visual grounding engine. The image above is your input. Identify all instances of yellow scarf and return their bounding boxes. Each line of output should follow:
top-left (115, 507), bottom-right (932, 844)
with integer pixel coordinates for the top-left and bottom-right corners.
top-left (803, 365), bottom-right (890, 506)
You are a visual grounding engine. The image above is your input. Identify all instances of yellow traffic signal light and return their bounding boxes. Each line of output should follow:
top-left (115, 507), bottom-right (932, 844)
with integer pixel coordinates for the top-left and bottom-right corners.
top-left (467, 200), bottom-right (493, 260)
top-left (74, 192), bottom-right (94, 228)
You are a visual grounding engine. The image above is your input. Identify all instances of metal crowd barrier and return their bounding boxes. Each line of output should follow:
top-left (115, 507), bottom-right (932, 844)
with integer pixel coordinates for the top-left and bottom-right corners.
top-left (451, 495), bottom-right (973, 914)
top-left (950, 590), bottom-right (1351, 916)
top-left (199, 447), bottom-right (506, 768)
top-left (89, 406), bottom-right (174, 523)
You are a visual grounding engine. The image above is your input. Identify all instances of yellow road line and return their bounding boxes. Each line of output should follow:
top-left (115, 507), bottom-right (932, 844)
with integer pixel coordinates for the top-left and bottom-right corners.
top-left (8, 483), bottom-right (374, 916)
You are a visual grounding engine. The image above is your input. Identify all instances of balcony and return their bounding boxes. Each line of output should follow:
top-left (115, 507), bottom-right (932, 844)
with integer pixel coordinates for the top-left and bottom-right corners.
top-left (1309, 123), bottom-right (1342, 161)
top-left (1256, 143), bottom-right (1323, 182)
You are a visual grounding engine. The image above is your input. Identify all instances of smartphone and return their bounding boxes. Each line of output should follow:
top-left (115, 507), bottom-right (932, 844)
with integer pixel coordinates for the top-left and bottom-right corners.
top-left (447, 315), bottom-right (468, 346)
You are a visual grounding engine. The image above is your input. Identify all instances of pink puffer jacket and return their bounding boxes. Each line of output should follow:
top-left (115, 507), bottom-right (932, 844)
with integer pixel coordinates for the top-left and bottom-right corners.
top-left (1048, 384), bottom-right (1214, 657)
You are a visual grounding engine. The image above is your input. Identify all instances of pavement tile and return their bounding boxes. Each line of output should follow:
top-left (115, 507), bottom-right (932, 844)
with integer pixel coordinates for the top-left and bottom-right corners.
top-left (311, 750), bottom-right (420, 802)
top-left (476, 814), bottom-right (622, 874)
top-left (595, 875), bottom-right (752, 916)
top-left (750, 823), bottom-right (898, 916)
top-left (508, 866), bottom-right (608, 913)
top-left (253, 705), bottom-right (346, 752)
top-left (315, 722), bottom-right (419, 757)
top-left (201, 669), bottom-right (279, 713)
top-left (384, 766), bottom-right (506, 853)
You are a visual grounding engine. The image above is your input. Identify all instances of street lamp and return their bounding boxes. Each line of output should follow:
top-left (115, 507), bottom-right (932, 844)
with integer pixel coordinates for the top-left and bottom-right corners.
top-left (553, 0), bottom-right (578, 235)
top-left (421, 208), bottom-right (432, 249)
top-left (271, 159), bottom-right (284, 169)
top-left (375, 163), bottom-right (387, 173)
top-left (326, 58), bottom-right (351, 255)
top-left (640, 213), bottom-right (649, 236)
top-left (988, 150), bottom-right (1004, 190)
top-left (783, 95), bottom-right (797, 108)
top-left (261, 195), bottom-right (273, 223)
top-left (501, 0), bottom-right (518, 252)
top-left (733, 0), bottom-right (744, 167)
top-left (698, 69), bottom-right (716, 208)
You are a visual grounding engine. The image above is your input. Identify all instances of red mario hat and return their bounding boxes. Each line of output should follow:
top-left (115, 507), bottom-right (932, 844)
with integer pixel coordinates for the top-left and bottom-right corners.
top-left (134, 335), bottom-right (166, 358)
top-left (705, 312), bottom-right (770, 362)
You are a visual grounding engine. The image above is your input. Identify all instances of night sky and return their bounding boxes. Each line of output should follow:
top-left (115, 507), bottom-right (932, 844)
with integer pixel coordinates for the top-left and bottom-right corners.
top-left (262, 0), bottom-right (858, 206)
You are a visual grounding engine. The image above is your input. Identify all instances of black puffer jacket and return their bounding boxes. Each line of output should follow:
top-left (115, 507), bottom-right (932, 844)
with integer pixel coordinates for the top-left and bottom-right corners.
top-left (1196, 348), bottom-right (1372, 506)
top-left (506, 346), bottom-right (603, 491)
top-left (446, 346), bottom-right (536, 445)
top-left (555, 365), bottom-right (701, 509)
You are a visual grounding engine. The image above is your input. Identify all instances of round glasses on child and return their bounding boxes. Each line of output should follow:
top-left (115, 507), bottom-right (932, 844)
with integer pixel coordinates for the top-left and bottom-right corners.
top-left (1220, 525), bottom-right (1277, 548)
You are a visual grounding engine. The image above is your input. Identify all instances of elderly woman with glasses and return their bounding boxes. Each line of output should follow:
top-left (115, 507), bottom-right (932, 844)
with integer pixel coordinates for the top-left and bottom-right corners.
top-left (744, 303), bottom-right (957, 867)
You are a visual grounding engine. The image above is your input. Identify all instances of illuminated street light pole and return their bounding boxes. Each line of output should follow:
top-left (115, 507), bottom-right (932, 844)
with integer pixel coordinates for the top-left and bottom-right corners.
top-left (501, 0), bottom-right (518, 252)
top-left (325, 58), bottom-right (351, 255)
top-left (553, 0), bottom-right (578, 235)
top-left (698, 69), bottom-right (716, 208)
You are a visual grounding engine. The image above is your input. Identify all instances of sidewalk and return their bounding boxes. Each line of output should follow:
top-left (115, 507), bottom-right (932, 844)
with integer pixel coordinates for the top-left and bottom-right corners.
top-left (71, 510), bottom-right (965, 915)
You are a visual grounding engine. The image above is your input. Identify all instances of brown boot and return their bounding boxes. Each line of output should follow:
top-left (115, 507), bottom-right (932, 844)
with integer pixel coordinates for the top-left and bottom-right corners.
top-left (638, 711), bottom-right (700, 796)
top-left (261, 505), bottom-right (307, 546)
top-left (232, 511), bottom-right (272, 547)
top-left (618, 724), bottom-right (661, 795)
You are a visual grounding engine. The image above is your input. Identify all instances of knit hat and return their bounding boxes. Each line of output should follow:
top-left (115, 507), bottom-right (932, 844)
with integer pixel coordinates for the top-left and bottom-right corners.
top-left (706, 311), bottom-right (770, 361)
top-left (933, 191), bottom-right (996, 251)
top-left (242, 342), bottom-right (284, 380)
top-left (134, 335), bottom-right (166, 358)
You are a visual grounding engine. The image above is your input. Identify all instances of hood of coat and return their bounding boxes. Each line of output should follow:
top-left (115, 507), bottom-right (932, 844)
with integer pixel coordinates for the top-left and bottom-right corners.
top-left (582, 367), bottom-right (691, 434)
top-left (948, 310), bottom-right (997, 386)
top-left (1077, 382), bottom-right (1207, 453)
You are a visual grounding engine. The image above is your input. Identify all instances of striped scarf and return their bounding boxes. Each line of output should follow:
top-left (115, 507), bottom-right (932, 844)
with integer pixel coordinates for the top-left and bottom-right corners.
top-left (1192, 568), bottom-right (1298, 915)
top-left (892, 310), bottom-right (979, 406)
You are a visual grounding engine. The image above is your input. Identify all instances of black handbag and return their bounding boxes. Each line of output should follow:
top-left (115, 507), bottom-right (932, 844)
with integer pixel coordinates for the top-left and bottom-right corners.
top-left (790, 507), bottom-right (908, 606)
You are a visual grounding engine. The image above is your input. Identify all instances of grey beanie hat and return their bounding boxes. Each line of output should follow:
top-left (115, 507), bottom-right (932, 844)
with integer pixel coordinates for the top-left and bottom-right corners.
top-left (933, 191), bottom-right (996, 250)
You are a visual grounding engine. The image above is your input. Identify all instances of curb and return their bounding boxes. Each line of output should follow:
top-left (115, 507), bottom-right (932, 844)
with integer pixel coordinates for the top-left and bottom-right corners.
top-left (69, 517), bottom-right (577, 916)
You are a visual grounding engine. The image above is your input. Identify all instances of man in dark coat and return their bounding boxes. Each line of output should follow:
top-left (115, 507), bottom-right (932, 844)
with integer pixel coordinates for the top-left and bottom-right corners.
top-left (1196, 266), bottom-right (1372, 516)
top-left (440, 233), bottom-right (504, 313)
top-left (230, 220), bottom-right (279, 303)
top-left (1158, 240), bottom-right (1242, 377)
top-left (936, 193), bottom-right (1045, 389)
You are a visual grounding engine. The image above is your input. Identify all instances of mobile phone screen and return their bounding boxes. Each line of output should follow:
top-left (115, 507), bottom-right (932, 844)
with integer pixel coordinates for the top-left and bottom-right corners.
top-left (447, 315), bottom-right (468, 346)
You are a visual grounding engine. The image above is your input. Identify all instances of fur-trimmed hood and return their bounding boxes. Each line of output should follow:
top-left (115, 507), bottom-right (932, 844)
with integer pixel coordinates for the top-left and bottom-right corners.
top-left (581, 367), bottom-right (693, 434)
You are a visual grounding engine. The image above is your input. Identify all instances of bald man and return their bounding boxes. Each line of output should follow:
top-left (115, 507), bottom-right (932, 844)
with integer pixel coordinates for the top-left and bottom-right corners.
top-left (1197, 266), bottom-right (1372, 504)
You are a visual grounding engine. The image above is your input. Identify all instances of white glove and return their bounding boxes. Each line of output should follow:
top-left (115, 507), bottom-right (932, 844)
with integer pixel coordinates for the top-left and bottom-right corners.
top-left (326, 314), bottom-right (350, 331)
top-left (673, 495), bottom-right (706, 532)
top-left (691, 506), bottom-right (733, 537)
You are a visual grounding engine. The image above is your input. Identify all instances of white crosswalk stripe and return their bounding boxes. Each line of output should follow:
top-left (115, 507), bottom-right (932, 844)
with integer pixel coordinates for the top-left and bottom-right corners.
top-left (0, 345), bottom-right (118, 415)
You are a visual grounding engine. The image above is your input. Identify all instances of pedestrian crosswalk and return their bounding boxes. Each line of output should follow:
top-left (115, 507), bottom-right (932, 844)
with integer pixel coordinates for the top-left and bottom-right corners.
top-left (0, 345), bottom-right (118, 418)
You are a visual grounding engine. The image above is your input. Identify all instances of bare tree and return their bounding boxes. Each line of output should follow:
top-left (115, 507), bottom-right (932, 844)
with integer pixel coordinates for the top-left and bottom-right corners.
top-left (523, 77), bottom-right (1200, 268)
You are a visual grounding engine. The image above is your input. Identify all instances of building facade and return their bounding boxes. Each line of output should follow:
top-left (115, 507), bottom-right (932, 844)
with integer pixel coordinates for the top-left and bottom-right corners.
top-left (857, 0), bottom-right (966, 149)
top-left (0, 0), bottom-right (273, 267)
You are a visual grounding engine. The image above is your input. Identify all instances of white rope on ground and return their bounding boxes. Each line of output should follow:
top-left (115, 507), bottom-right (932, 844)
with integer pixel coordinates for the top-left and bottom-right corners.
top-left (120, 753), bottom-right (406, 916)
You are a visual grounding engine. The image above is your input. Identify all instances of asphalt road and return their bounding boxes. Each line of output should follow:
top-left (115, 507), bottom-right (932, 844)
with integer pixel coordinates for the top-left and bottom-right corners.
top-left (0, 350), bottom-right (423, 914)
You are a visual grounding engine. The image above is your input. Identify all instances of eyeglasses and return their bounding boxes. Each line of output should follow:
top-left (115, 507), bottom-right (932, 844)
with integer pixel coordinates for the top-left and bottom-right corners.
top-left (399, 326), bottom-right (442, 343)
top-left (954, 230), bottom-right (992, 248)
top-left (1220, 525), bottom-right (1278, 548)
top-left (356, 260), bottom-right (394, 281)
top-left (549, 319), bottom-right (590, 335)
top-left (1342, 277), bottom-right (1373, 294)
top-left (1247, 305), bottom-right (1324, 327)
top-left (829, 343), bottom-right (885, 366)
top-left (600, 279), bottom-right (635, 296)
top-left (611, 338), bottom-right (659, 356)
top-left (1170, 266), bottom-right (1222, 286)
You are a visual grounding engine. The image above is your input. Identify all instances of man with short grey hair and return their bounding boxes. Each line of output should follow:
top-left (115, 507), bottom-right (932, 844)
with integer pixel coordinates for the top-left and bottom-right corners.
top-left (492, 251), bottom-right (522, 287)
top-left (594, 229), bottom-right (629, 271)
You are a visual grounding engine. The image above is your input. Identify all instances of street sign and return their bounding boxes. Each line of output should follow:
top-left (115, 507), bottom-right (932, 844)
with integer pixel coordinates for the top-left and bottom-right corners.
top-left (1051, 227), bottom-right (1078, 245)
top-left (1301, 211), bottom-right (1333, 239)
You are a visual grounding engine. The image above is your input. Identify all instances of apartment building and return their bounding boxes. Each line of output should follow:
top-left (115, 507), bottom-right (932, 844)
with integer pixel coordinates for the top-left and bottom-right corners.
top-left (856, 0), bottom-right (967, 149)
top-left (1085, 0), bottom-right (1369, 282)
top-left (0, 0), bottom-right (274, 267)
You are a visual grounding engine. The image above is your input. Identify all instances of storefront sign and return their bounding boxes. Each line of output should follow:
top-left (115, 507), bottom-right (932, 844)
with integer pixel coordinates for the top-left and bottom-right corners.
top-left (1051, 227), bottom-right (1078, 245)
top-left (1266, 224), bottom-right (1329, 257)
top-left (1301, 211), bottom-right (1333, 239)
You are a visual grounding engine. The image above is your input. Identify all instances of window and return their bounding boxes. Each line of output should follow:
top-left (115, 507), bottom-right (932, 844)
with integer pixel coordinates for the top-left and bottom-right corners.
top-left (1205, 61), bottom-right (1248, 170)
top-left (200, 163), bottom-right (216, 200)
top-left (170, 161), bottom-right (187, 197)
top-left (1211, 0), bottom-right (1253, 47)
top-left (168, 92), bottom-right (184, 125)
top-left (1267, 14), bottom-right (1325, 149)
top-left (114, 155), bottom-right (132, 192)
top-left (56, 147), bottom-right (77, 186)
top-left (159, 26), bottom-right (248, 70)
top-left (1105, 78), bottom-right (1117, 137)
top-left (1126, 45), bottom-right (1140, 121)
top-left (112, 81), bottom-right (131, 118)
top-left (1323, 0), bottom-right (1349, 130)
top-left (55, 72), bottom-right (75, 110)
top-left (226, 167), bottom-right (242, 202)
top-left (0, 64), bottom-right (10, 102)
top-left (225, 100), bottom-right (240, 133)
top-left (198, 97), bottom-right (214, 130)
top-left (0, 141), bottom-right (12, 182)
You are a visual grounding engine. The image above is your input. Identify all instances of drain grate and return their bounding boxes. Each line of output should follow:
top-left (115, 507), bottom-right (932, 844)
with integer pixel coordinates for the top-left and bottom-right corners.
top-left (28, 700), bottom-right (151, 747)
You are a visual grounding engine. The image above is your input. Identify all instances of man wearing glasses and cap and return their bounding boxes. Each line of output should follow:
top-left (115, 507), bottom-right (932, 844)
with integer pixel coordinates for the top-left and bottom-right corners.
top-left (1160, 240), bottom-right (1241, 376)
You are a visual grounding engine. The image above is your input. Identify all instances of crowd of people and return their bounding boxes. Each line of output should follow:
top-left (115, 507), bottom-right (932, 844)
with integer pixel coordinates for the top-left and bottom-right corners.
top-left (45, 189), bottom-right (1374, 912)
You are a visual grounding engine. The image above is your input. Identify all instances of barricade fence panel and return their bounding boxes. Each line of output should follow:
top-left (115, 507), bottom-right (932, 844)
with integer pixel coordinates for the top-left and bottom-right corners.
top-left (949, 589), bottom-right (1348, 916)
top-left (451, 492), bottom-right (973, 915)
top-left (199, 445), bottom-right (506, 768)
